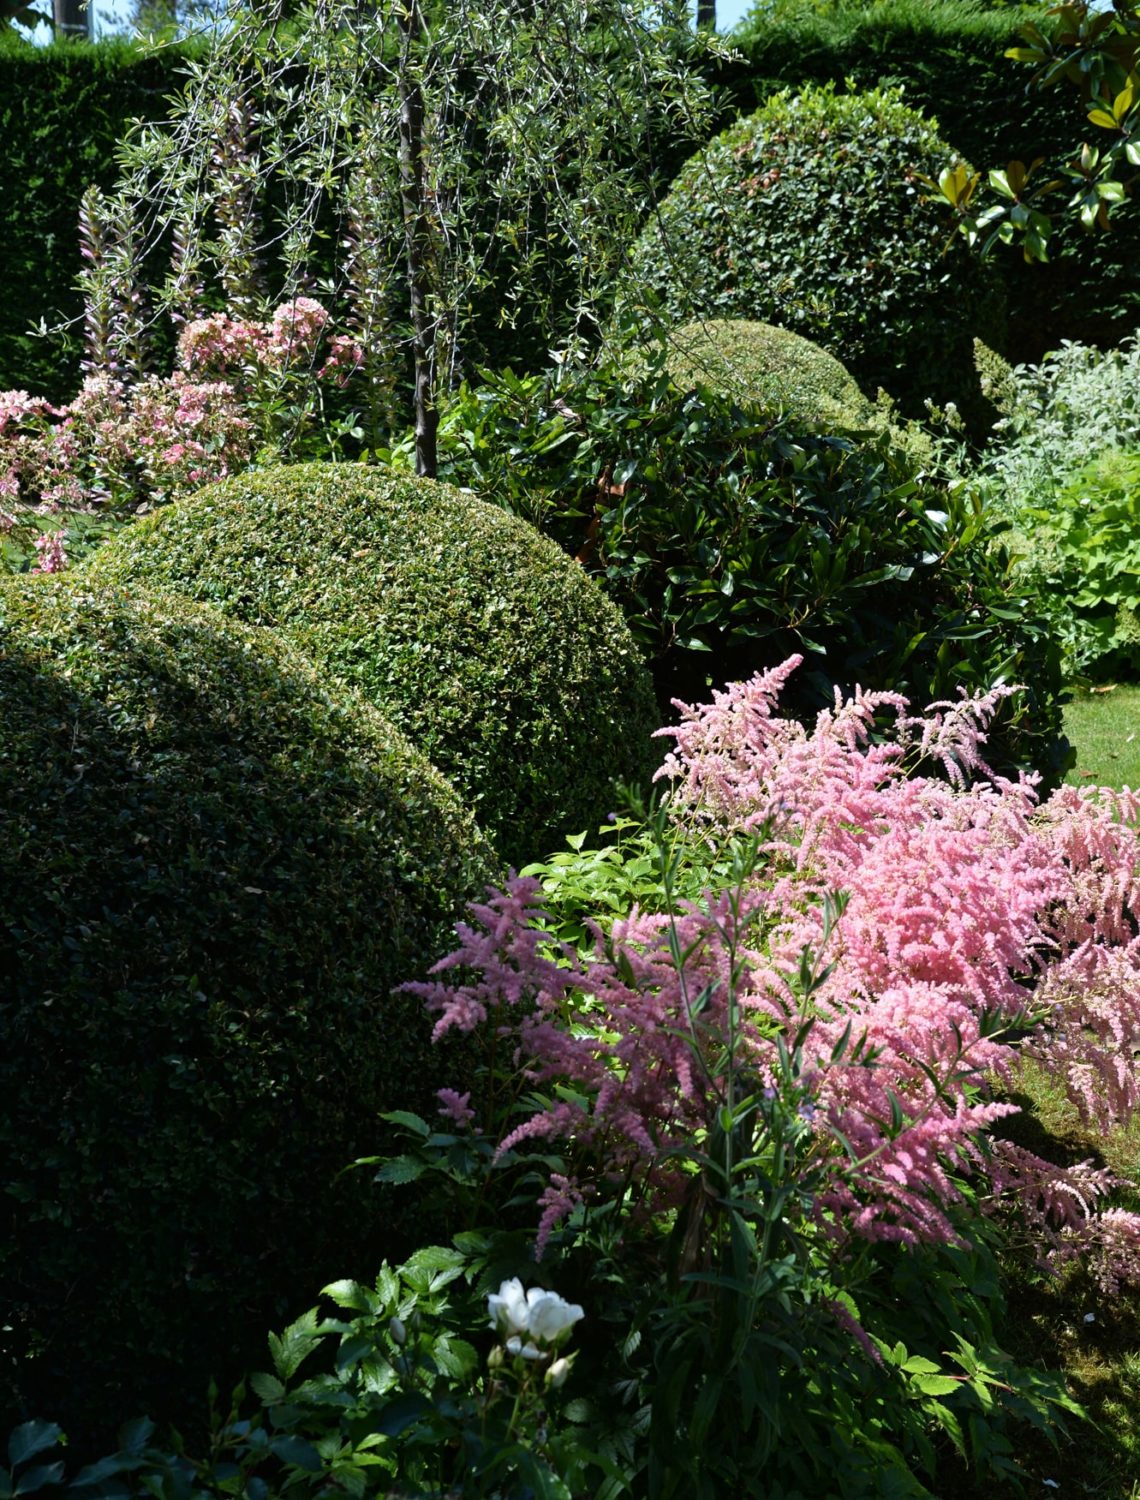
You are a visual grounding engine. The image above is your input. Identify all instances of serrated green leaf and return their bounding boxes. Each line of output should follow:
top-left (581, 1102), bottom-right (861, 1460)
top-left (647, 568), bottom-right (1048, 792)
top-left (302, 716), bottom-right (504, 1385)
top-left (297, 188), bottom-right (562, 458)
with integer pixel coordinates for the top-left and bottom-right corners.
top-left (249, 1371), bottom-right (287, 1404)
top-left (914, 1375), bottom-right (962, 1397)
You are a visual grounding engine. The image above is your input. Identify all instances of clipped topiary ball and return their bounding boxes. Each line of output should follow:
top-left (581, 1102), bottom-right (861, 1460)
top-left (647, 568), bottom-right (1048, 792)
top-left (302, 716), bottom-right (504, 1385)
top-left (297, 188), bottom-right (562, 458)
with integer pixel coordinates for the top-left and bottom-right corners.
top-left (0, 576), bottom-right (494, 1445)
top-left (627, 84), bottom-right (1006, 429)
top-left (661, 318), bottom-right (876, 429)
top-left (85, 463), bottom-right (657, 866)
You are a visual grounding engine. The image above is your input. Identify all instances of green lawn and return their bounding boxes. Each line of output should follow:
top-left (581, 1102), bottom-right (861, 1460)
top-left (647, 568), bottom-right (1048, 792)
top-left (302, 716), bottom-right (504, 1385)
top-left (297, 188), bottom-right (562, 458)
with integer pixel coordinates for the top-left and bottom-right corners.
top-left (1064, 683), bottom-right (1140, 792)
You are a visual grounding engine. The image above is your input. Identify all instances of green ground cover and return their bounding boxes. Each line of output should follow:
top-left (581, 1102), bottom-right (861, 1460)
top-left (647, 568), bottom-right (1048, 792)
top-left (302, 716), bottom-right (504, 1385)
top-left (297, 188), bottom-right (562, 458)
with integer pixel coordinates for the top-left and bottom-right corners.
top-left (1064, 683), bottom-right (1140, 792)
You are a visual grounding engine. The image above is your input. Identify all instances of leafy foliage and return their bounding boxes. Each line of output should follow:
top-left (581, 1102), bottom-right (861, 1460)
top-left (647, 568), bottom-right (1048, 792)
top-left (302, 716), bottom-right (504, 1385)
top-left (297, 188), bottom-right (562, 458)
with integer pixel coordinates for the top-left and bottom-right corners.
top-left (0, 36), bottom-right (205, 401)
top-left (722, 0), bottom-right (1140, 364)
top-left (1021, 450), bottom-right (1140, 677)
top-left (0, 1246), bottom-right (606, 1499)
top-left (0, 577), bottom-right (494, 1446)
top-left (625, 83), bottom-right (1007, 428)
top-left (432, 359), bottom-right (1071, 787)
top-left (399, 662), bottom-right (1140, 1492)
top-left (84, 463), bottom-right (658, 865)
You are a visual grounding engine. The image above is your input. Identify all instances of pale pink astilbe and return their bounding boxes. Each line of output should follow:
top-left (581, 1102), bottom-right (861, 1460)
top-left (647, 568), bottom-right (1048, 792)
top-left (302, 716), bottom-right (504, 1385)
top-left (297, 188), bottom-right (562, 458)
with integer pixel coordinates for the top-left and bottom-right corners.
top-left (985, 1138), bottom-right (1119, 1268)
top-left (415, 659), bottom-right (1140, 1287)
top-left (1027, 946), bottom-right (1140, 1132)
top-left (401, 877), bottom-right (585, 1044)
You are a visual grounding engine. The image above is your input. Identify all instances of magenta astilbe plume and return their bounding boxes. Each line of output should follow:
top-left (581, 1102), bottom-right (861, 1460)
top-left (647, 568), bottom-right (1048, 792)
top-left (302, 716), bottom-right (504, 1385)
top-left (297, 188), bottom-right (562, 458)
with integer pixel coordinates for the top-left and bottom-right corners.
top-left (414, 659), bottom-right (1140, 1285)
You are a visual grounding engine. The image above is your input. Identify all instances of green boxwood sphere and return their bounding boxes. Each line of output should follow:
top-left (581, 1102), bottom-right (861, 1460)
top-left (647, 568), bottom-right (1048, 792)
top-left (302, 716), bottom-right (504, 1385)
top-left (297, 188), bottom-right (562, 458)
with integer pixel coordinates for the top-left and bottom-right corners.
top-left (85, 463), bottom-right (658, 866)
top-left (627, 85), bottom-right (1006, 427)
top-left (0, 577), bottom-right (494, 1445)
top-left (661, 319), bottom-right (876, 429)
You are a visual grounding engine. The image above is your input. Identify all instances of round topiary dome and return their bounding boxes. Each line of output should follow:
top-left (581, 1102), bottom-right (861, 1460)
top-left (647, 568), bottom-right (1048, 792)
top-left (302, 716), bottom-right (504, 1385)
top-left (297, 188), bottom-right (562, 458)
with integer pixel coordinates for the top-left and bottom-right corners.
top-left (661, 319), bottom-right (877, 429)
top-left (627, 84), bottom-right (1006, 429)
top-left (84, 463), bottom-right (657, 866)
top-left (0, 576), bottom-right (494, 1444)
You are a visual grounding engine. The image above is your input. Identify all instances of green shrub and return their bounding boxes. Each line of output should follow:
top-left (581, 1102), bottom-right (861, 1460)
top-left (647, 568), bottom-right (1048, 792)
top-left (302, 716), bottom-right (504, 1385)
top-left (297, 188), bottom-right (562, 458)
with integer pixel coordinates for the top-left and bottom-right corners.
top-left (659, 318), bottom-right (876, 429)
top-left (431, 359), bottom-right (1071, 787)
top-left (0, 576), bottom-right (494, 1446)
top-left (626, 83), bottom-right (1007, 430)
top-left (722, 0), bottom-right (1140, 366)
top-left (1017, 449), bottom-right (1140, 678)
top-left (83, 463), bottom-right (657, 866)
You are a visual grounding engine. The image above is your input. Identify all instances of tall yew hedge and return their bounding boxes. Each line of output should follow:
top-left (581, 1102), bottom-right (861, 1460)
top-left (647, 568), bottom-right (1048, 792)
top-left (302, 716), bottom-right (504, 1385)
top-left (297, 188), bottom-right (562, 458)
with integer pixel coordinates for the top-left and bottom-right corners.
top-left (0, 36), bottom-right (201, 401)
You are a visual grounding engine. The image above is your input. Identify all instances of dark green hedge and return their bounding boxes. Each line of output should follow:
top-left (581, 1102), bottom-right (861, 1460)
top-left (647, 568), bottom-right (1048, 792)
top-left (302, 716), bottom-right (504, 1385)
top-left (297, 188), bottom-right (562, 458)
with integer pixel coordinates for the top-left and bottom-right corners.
top-left (0, 576), bottom-right (494, 1447)
top-left (0, 35), bottom-right (203, 401)
top-left (719, 0), bottom-right (1140, 364)
top-left (83, 464), bottom-right (659, 865)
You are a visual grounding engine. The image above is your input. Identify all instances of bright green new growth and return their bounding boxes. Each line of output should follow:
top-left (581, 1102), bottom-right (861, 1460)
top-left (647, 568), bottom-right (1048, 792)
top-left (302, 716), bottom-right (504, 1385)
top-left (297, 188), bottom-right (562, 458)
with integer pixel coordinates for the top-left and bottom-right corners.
top-left (660, 318), bottom-right (876, 429)
top-left (627, 83), bottom-right (1006, 428)
top-left (0, 576), bottom-right (494, 1442)
top-left (85, 464), bottom-right (658, 865)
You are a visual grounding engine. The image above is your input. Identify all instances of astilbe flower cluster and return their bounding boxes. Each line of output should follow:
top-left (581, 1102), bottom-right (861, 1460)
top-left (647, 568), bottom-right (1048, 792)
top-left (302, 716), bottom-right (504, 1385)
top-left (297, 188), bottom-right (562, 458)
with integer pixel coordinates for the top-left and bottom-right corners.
top-left (408, 657), bottom-right (1140, 1290)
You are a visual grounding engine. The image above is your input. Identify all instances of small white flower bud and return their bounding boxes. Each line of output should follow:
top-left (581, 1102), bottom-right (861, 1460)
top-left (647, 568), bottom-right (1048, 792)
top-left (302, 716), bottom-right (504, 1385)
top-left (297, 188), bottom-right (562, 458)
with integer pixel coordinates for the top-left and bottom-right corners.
top-left (545, 1356), bottom-right (572, 1389)
top-left (389, 1316), bottom-right (407, 1346)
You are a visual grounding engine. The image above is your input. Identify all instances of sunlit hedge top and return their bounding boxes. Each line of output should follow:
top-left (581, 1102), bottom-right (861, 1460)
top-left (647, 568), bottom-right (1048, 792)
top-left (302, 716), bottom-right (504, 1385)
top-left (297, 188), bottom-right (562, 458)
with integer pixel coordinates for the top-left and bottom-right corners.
top-left (628, 84), bottom-right (1006, 428)
top-left (0, 575), bottom-right (494, 1442)
top-left (85, 463), bottom-right (658, 865)
top-left (660, 318), bottom-right (877, 429)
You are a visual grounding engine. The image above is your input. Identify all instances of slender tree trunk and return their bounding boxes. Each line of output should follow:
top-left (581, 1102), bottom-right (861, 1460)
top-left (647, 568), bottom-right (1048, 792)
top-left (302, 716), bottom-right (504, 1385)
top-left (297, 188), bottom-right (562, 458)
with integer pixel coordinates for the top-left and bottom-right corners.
top-left (696, 0), bottom-right (714, 30)
top-left (53, 0), bottom-right (89, 36)
top-left (397, 0), bottom-right (438, 479)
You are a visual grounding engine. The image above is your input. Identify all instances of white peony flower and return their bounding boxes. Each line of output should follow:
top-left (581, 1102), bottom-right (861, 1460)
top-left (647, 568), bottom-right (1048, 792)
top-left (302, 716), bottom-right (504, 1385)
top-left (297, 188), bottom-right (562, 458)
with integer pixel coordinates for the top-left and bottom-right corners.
top-left (488, 1279), bottom-right (585, 1349)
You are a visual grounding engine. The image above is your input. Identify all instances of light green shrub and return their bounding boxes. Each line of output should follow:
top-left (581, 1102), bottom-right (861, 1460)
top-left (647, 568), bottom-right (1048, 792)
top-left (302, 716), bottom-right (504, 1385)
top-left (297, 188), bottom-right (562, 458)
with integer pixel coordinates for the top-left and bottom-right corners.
top-left (83, 463), bottom-right (658, 866)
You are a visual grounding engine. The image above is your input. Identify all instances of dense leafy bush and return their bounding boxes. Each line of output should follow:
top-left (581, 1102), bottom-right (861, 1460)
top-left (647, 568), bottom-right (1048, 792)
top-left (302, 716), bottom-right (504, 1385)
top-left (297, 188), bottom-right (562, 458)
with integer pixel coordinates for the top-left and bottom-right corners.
top-left (626, 83), bottom-right (1006, 429)
top-left (1014, 450), bottom-right (1140, 677)
top-left (969, 332), bottom-right (1140, 676)
top-left (975, 333), bottom-right (1140, 524)
top-left (84, 463), bottom-right (657, 865)
top-left (0, 577), bottom-right (494, 1445)
top-left (658, 318), bottom-right (876, 428)
top-left (719, 0), bottom-right (1140, 365)
top-left (432, 360), bottom-right (1071, 787)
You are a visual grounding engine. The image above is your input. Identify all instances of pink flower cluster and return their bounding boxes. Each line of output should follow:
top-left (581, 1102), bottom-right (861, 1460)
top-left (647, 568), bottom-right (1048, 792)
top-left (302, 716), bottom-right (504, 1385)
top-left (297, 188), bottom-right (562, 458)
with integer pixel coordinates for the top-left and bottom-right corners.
top-left (176, 298), bottom-right (359, 380)
top-left (408, 658), bottom-right (1140, 1290)
top-left (0, 298), bottom-right (365, 567)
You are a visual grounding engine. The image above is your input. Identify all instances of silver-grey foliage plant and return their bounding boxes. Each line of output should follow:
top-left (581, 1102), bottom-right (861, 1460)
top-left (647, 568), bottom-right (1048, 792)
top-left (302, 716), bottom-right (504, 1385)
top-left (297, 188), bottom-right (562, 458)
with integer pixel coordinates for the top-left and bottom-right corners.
top-left (106, 0), bottom-right (723, 474)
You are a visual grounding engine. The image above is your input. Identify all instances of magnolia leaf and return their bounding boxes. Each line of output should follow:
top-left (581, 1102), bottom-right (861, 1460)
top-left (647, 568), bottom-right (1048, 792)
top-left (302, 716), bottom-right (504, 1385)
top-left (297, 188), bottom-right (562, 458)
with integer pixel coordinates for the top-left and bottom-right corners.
top-left (6, 1428), bottom-right (61, 1472)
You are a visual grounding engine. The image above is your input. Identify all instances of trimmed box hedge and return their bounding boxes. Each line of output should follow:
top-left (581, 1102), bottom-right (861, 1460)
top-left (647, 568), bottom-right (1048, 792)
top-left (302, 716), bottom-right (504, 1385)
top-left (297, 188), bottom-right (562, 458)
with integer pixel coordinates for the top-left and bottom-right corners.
top-left (84, 463), bottom-right (659, 865)
top-left (0, 576), bottom-right (495, 1445)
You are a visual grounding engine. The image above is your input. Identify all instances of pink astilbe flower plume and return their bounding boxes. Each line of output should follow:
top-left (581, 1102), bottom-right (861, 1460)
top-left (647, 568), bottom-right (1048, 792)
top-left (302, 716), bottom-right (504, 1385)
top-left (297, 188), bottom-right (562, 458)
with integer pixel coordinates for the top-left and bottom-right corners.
top-left (412, 659), bottom-right (1140, 1287)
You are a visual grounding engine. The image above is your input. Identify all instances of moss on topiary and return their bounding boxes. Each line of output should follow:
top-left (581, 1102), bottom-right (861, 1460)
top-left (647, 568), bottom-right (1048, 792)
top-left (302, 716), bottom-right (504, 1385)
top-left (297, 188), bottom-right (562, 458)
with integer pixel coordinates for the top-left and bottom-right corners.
top-left (627, 84), bottom-right (1007, 431)
top-left (661, 319), bottom-right (876, 429)
top-left (85, 463), bottom-right (657, 867)
top-left (0, 576), bottom-right (494, 1445)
